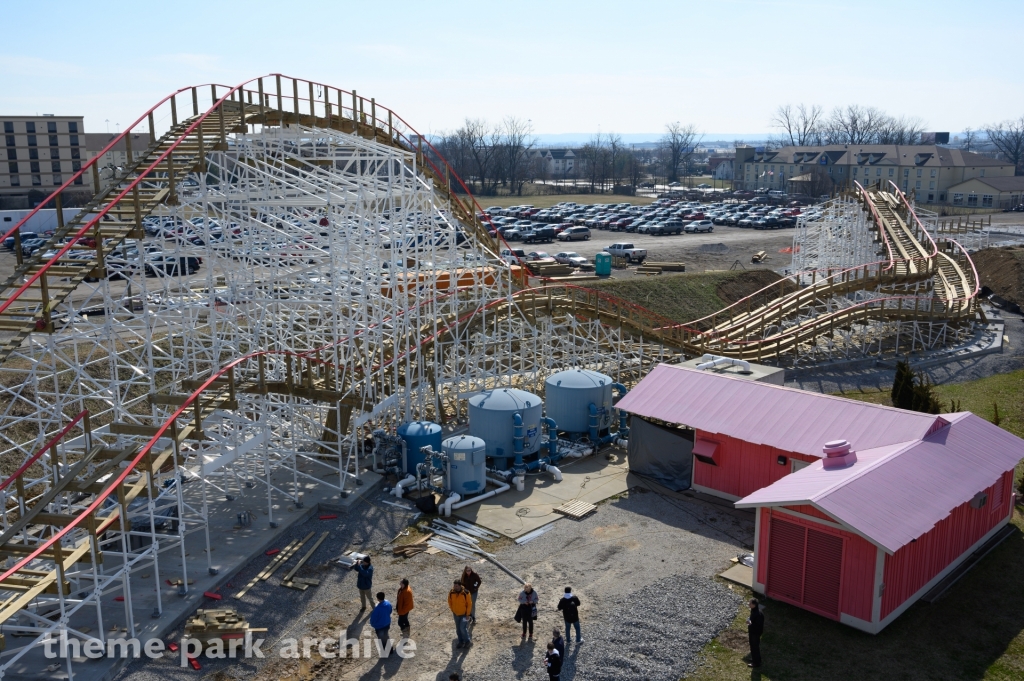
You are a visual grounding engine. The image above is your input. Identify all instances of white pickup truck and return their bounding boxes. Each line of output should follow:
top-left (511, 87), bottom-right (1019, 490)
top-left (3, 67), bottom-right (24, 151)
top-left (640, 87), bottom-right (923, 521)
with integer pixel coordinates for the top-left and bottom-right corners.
top-left (603, 243), bottom-right (647, 263)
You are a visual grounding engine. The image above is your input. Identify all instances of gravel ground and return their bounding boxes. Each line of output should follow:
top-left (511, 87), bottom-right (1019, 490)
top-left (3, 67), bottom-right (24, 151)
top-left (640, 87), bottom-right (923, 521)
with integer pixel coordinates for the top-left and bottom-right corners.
top-left (114, 478), bottom-right (751, 681)
top-left (789, 310), bottom-right (1024, 394)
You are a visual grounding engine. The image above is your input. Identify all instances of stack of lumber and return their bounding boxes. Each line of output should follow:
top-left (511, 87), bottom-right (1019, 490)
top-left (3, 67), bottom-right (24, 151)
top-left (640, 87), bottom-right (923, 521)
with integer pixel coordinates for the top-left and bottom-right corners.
top-left (646, 261), bottom-right (686, 272)
top-left (546, 274), bottom-right (601, 282)
top-left (392, 531), bottom-right (433, 558)
top-left (184, 609), bottom-right (266, 644)
top-left (636, 265), bottom-right (664, 275)
top-left (529, 262), bottom-right (574, 277)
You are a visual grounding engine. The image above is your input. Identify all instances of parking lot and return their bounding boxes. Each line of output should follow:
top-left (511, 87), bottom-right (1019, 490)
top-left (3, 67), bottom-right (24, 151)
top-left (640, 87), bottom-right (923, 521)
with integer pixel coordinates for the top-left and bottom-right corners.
top-left (486, 198), bottom-right (807, 274)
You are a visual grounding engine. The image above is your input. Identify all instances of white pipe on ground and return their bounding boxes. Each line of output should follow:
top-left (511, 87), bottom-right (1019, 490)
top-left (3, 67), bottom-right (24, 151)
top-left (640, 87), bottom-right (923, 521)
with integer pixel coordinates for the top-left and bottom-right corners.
top-left (545, 464), bottom-right (563, 482)
top-left (440, 492), bottom-right (461, 517)
top-left (392, 474), bottom-right (416, 499)
top-left (451, 478), bottom-right (511, 510)
top-left (615, 438), bottom-right (629, 448)
top-left (515, 475), bottom-right (525, 492)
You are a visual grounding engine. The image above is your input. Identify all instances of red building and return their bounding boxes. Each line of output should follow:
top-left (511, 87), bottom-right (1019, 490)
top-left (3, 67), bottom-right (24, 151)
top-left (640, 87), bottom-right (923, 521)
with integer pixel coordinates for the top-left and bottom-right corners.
top-left (616, 364), bottom-right (1023, 632)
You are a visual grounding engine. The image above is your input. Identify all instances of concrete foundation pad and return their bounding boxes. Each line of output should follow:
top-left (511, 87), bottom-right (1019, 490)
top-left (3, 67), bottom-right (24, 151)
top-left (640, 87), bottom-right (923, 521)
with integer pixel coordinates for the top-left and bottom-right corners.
top-left (452, 448), bottom-right (631, 538)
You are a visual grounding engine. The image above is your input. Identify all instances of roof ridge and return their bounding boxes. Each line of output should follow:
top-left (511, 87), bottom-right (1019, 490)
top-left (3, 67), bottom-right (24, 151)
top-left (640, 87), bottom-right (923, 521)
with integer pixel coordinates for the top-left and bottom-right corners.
top-left (664, 364), bottom-right (939, 423)
top-left (807, 439), bottom-right (920, 502)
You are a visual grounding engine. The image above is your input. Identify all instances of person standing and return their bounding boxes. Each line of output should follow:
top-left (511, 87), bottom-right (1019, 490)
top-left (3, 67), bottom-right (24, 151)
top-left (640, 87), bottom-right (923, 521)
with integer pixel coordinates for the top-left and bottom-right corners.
top-left (461, 565), bottom-right (482, 624)
top-left (747, 598), bottom-right (764, 668)
top-left (369, 591), bottom-right (393, 657)
top-left (396, 578), bottom-right (413, 633)
top-left (557, 587), bottom-right (582, 643)
top-left (544, 641), bottom-right (562, 681)
top-left (448, 580), bottom-right (473, 648)
top-left (516, 583), bottom-right (539, 641)
top-left (351, 556), bottom-right (374, 611)
top-left (551, 628), bottom-right (565, 659)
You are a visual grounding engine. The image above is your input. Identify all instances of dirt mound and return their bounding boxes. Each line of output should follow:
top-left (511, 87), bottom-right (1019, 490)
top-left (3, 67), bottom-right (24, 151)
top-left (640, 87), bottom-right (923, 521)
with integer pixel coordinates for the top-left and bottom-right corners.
top-left (698, 242), bottom-right (730, 254)
top-left (972, 247), bottom-right (1024, 308)
top-left (716, 269), bottom-right (795, 305)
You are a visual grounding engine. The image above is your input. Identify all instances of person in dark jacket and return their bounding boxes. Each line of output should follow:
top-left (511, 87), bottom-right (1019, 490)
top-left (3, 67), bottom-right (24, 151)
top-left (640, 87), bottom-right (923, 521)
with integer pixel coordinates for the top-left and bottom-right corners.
top-left (351, 556), bottom-right (374, 611)
top-left (516, 583), bottom-right (539, 641)
top-left (551, 628), bottom-right (565, 659)
top-left (747, 598), bottom-right (764, 668)
top-left (544, 642), bottom-right (562, 681)
top-left (461, 566), bottom-right (482, 623)
top-left (557, 587), bottom-right (582, 643)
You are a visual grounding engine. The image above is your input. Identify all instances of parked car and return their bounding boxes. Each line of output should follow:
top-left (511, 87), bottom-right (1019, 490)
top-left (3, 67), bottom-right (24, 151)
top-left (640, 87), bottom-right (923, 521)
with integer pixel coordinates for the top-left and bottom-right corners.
top-left (526, 251), bottom-right (555, 263)
top-left (500, 248), bottom-right (527, 264)
top-left (554, 251), bottom-right (587, 267)
top-left (684, 220), bottom-right (715, 233)
top-left (557, 226), bottom-right (591, 241)
top-left (521, 226), bottom-right (556, 244)
top-left (3, 231), bottom-right (39, 249)
top-left (145, 255), bottom-right (202, 276)
top-left (604, 243), bottom-right (647, 263)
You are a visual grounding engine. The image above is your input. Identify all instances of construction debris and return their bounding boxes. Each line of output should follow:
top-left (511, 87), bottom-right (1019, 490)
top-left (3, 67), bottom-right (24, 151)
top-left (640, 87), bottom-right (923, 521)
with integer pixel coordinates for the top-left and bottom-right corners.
top-left (281, 532), bottom-right (329, 590)
top-left (233, 532), bottom-right (314, 599)
top-left (514, 522), bottom-right (558, 545)
top-left (392, 531), bottom-right (433, 558)
top-left (184, 608), bottom-right (267, 646)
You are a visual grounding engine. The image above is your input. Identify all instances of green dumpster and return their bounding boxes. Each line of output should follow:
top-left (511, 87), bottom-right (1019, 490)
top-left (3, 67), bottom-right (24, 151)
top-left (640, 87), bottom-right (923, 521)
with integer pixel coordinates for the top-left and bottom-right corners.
top-left (595, 252), bottom-right (612, 277)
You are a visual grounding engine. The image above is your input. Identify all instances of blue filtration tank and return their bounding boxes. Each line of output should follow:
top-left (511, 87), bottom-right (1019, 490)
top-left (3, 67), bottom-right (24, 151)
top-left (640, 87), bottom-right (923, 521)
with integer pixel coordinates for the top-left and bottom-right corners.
top-left (443, 435), bottom-right (487, 496)
top-left (468, 388), bottom-right (544, 467)
top-left (545, 369), bottom-right (614, 433)
top-left (396, 421), bottom-right (443, 475)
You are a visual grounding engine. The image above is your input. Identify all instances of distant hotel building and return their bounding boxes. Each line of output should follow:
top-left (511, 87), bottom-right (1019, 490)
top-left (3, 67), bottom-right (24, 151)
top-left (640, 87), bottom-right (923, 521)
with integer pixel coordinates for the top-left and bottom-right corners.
top-left (734, 144), bottom-right (1015, 205)
top-left (1, 115), bottom-right (92, 206)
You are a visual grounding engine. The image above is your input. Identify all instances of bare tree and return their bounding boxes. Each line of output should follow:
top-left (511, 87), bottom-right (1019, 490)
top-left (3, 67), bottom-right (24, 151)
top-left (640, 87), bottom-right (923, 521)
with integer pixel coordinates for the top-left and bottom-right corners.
top-left (497, 117), bottom-right (536, 196)
top-left (821, 105), bottom-right (886, 145)
top-left (660, 123), bottom-right (701, 183)
top-left (876, 115), bottom-right (926, 145)
top-left (961, 128), bottom-right (976, 152)
top-left (462, 118), bottom-right (501, 195)
top-left (985, 116), bottom-right (1024, 175)
top-left (607, 134), bottom-right (624, 189)
top-left (770, 104), bottom-right (823, 146)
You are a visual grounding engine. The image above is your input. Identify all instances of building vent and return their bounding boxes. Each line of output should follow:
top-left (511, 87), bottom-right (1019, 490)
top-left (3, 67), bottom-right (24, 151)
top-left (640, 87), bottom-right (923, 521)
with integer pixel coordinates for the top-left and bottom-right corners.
top-left (822, 439), bottom-right (857, 469)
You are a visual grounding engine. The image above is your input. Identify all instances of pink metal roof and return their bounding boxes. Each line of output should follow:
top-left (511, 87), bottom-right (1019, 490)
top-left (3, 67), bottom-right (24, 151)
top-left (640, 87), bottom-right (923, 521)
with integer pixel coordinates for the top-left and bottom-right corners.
top-left (737, 413), bottom-right (1024, 552)
top-left (615, 364), bottom-right (942, 459)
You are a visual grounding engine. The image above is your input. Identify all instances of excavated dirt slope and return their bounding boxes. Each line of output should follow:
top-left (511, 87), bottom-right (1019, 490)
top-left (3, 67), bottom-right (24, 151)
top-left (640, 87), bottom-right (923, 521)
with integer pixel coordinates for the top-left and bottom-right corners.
top-left (973, 246), bottom-right (1024, 310)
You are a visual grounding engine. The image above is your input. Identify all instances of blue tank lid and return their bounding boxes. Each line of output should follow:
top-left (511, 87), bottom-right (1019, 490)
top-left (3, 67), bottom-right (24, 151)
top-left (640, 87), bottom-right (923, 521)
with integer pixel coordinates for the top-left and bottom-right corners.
top-left (397, 421), bottom-right (442, 437)
top-left (546, 369), bottom-right (612, 390)
top-left (468, 388), bottom-right (541, 411)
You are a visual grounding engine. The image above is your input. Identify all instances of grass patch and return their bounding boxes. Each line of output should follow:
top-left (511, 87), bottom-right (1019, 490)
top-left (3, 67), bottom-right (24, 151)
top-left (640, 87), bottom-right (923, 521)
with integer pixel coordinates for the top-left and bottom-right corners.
top-left (586, 270), bottom-right (785, 327)
top-left (837, 368), bottom-right (1024, 439)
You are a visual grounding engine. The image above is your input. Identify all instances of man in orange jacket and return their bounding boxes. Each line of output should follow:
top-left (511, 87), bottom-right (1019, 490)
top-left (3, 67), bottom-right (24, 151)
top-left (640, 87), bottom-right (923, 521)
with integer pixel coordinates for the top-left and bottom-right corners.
top-left (448, 580), bottom-right (473, 648)
top-left (396, 578), bottom-right (413, 633)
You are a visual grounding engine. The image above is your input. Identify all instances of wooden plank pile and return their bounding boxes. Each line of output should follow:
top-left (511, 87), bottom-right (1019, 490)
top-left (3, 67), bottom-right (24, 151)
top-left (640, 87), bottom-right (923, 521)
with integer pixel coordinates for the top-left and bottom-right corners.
top-left (184, 609), bottom-right (266, 645)
top-left (553, 499), bottom-right (598, 520)
top-left (281, 532), bottom-right (329, 591)
top-left (392, 531), bottom-right (433, 558)
top-left (636, 262), bottom-right (686, 275)
top-left (528, 262), bottom-right (574, 277)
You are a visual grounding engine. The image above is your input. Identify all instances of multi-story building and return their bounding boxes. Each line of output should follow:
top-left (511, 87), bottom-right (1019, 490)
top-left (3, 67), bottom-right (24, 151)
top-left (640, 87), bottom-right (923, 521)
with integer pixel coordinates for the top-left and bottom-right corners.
top-left (734, 144), bottom-right (1014, 204)
top-left (84, 132), bottom-right (154, 176)
top-left (1, 115), bottom-right (92, 206)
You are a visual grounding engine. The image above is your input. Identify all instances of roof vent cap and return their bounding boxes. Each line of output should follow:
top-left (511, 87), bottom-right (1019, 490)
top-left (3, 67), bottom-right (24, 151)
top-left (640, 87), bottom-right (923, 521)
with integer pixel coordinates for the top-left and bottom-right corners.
top-left (822, 439), bottom-right (857, 469)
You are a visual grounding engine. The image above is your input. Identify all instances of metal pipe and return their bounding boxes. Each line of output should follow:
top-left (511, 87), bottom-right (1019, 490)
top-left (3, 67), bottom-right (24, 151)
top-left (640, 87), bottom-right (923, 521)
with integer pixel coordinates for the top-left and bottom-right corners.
top-left (451, 478), bottom-right (511, 510)
top-left (512, 414), bottom-right (525, 469)
top-left (540, 416), bottom-right (559, 463)
top-left (695, 353), bottom-right (751, 372)
top-left (588, 403), bottom-right (600, 442)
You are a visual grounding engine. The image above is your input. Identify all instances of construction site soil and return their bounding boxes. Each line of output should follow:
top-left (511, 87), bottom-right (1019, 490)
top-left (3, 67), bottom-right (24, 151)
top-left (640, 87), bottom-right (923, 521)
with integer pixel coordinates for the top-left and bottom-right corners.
top-left (972, 246), bottom-right (1024, 310)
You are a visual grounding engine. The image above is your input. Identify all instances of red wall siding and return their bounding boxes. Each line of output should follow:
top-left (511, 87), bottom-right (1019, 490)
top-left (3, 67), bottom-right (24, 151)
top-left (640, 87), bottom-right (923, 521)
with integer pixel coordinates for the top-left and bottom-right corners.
top-left (881, 470), bottom-right (1013, 618)
top-left (692, 431), bottom-right (817, 499)
top-left (757, 507), bottom-right (771, 585)
top-left (765, 509), bottom-right (875, 622)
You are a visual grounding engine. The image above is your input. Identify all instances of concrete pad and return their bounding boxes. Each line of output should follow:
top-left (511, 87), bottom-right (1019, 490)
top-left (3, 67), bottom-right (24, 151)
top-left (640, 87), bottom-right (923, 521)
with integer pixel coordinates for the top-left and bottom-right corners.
top-left (719, 563), bottom-right (753, 588)
top-left (453, 449), bottom-right (631, 538)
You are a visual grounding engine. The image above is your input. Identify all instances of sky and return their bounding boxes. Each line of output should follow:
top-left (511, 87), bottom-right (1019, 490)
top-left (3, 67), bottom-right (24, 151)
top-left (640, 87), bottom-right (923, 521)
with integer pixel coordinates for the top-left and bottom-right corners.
top-left (2, 0), bottom-right (1023, 143)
